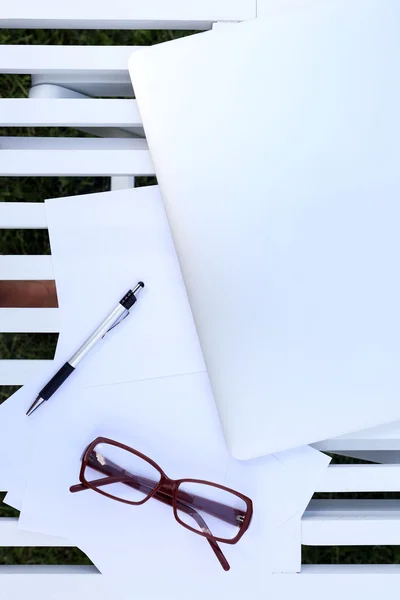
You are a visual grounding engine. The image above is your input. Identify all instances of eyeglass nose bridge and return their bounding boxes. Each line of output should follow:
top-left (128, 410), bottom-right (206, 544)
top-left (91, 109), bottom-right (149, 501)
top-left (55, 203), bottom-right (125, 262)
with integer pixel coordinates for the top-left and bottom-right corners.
top-left (156, 477), bottom-right (178, 497)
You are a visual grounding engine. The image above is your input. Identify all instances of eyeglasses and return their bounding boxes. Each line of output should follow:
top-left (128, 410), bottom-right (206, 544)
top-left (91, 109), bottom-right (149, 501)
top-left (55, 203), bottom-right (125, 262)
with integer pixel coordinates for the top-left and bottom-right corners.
top-left (70, 437), bottom-right (253, 571)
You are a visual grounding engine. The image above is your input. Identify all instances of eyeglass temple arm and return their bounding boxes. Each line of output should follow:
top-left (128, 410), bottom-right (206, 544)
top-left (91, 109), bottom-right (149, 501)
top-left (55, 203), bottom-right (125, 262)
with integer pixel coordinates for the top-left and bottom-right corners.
top-left (70, 474), bottom-right (230, 571)
top-left (71, 456), bottom-right (243, 527)
top-left (175, 498), bottom-right (230, 572)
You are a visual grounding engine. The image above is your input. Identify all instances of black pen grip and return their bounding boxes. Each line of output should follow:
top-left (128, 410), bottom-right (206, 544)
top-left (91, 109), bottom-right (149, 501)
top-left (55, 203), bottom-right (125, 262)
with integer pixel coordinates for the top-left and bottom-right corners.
top-left (39, 362), bottom-right (75, 401)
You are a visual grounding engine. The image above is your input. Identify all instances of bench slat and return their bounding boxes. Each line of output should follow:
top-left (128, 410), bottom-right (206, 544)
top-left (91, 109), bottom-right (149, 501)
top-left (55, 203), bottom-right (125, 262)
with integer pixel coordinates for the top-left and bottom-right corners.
top-left (317, 464), bottom-right (400, 493)
top-left (0, 46), bottom-right (135, 96)
top-left (302, 500), bottom-right (400, 546)
top-left (1, 137), bottom-right (145, 149)
top-left (0, 150), bottom-right (154, 176)
top-left (2, 565), bottom-right (399, 599)
top-left (0, 0), bottom-right (255, 29)
top-left (0, 308), bottom-right (59, 333)
top-left (0, 565), bottom-right (98, 574)
top-left (315, 424), bottom-right (400, 453)
top-left (31, 77), bottom-right (133, 98)
top-left (0, 139), bottom-right (153, 177)
top-left (0, 203), bottom-right (47, 229)
top-left (0, 256), bottom-right (54, 279)
top-left (0, 566), bottom-right (111, 600)
top-left (278, 565), bottom-right (400, 600)
top-left (0, 518), bottom-right (70, 547)
top-left (300, 565), bottom-right (400, 574)
top-left (0, 99), bottom-right (142, 128)
top-left (0, 45), bottom-right (135, 74)
top-left (0, 360), bottom-right (51, 385)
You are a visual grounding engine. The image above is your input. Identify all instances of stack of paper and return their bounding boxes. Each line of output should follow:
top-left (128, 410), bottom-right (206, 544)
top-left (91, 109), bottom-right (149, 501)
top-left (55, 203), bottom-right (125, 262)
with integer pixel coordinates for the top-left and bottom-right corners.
top-left (0, 186), bottom-right (330, 598)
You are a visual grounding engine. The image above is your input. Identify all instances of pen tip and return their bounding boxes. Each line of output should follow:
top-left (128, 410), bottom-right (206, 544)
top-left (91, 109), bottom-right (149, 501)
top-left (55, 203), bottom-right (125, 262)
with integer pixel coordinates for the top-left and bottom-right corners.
top-left (138, 281), bottom-right (145, 288)
top-left (26, 395), bottom-right (44, 417)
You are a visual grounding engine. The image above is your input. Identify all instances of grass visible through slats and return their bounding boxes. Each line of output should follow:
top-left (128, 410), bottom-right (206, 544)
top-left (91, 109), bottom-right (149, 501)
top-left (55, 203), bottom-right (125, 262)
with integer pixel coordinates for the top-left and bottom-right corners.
top-left (0, 333), bottom-right (58, 360)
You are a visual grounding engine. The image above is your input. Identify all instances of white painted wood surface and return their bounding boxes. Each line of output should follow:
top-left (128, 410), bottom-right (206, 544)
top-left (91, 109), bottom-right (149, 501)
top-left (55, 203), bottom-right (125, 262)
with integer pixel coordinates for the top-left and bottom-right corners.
top-left (316, 439), bottom-right (400, 452)
top-left (0, 0), bottom-right (256, 29)
top-left (0, 45), bottom-right (137, 95)
top-left (0, 565), bottom-right (399, 600)
top-left (0, 563), bottom-right (397, 600)
top-left (0, 360), bottom-right (51, 385)
top-left (0, 202), bottom-right (47, 228)
top-left (111, 176), bottom-right (136, 191)
top-left (0, 138), bottom-right (153, 176)
top-left (315, 420), bottom-right (400, 453)
top-left (317, 464), bottom-right (400, 492)
top-left (275, 566), bottom-right (400, 600)
top-left (0, 566), bottom-right (110, 600)
top-left (0, 256), bottom-right (54, 280)
top-left (2, 44), bottom-right (137, 95)
top-left (299, 565), bottom-right (400, 574)
top-left (0, 45), bottom-right (137, 74)
top-left (0, 308), bottom-right (59, 333)
top-left (1, 137), bottom-right (145, 149)
top-left (303, 500), bottom-right (400, 546)
top-left (0, 149), bottom-right (153, 176)
top-left (0, 99), bottom-right (142, 128)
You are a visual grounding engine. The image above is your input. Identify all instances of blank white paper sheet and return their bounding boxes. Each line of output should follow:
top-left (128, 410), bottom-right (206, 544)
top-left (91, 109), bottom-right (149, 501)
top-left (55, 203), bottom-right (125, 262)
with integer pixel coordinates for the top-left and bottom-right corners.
top-left (2, 186), bottom-right (330, 594)
top-left (0, 186), bottom-right (203, 508)
top-left (129, 0), bottom-right (400, 459)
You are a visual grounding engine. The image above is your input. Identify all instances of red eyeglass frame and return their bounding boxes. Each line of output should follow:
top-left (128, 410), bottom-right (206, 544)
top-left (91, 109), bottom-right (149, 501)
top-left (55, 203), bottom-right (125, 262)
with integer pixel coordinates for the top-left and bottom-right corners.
top-left (70, 437), bottom-right (253, 571)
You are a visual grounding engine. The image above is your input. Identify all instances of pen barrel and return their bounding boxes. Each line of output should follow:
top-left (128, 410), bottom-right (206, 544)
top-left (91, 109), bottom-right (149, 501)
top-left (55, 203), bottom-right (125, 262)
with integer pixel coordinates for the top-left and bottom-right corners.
top-left (39, 362), bottom-right (75, 401)
top-left (69, 304), bottom-right (126, 368)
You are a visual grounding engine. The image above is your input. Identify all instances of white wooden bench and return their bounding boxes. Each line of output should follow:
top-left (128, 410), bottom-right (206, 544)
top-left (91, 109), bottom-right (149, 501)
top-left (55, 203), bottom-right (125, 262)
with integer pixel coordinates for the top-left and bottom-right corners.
top-left (2, 1), bottom-right (400, 596)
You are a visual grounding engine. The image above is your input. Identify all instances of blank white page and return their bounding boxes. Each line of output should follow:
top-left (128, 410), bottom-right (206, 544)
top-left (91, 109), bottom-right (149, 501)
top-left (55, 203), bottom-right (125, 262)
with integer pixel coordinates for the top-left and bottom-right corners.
top-left (130, 0), bottom-right (400, 458)
top-left (0, 186), bottom-right (205, 509)
top-left (45, 185), bottom-right (205, 386)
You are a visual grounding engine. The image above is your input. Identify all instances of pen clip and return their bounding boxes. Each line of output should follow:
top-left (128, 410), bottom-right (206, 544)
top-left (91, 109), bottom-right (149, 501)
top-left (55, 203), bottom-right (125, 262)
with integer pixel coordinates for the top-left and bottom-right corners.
top-left (102, 311), bottom-right (130, 339)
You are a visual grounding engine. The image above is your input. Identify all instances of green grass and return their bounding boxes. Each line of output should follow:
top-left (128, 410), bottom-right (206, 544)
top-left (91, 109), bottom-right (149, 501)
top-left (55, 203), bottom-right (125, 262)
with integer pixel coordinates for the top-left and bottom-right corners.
top-left (1, 26), bottom-right (399, 568)
top-left (0, 333), bottom-right (58, 360)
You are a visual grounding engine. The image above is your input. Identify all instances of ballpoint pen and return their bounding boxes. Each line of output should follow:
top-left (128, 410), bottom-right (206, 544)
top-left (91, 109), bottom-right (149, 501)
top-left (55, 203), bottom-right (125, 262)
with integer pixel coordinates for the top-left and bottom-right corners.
top-left (26, 281), bottom-right (145, 417)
